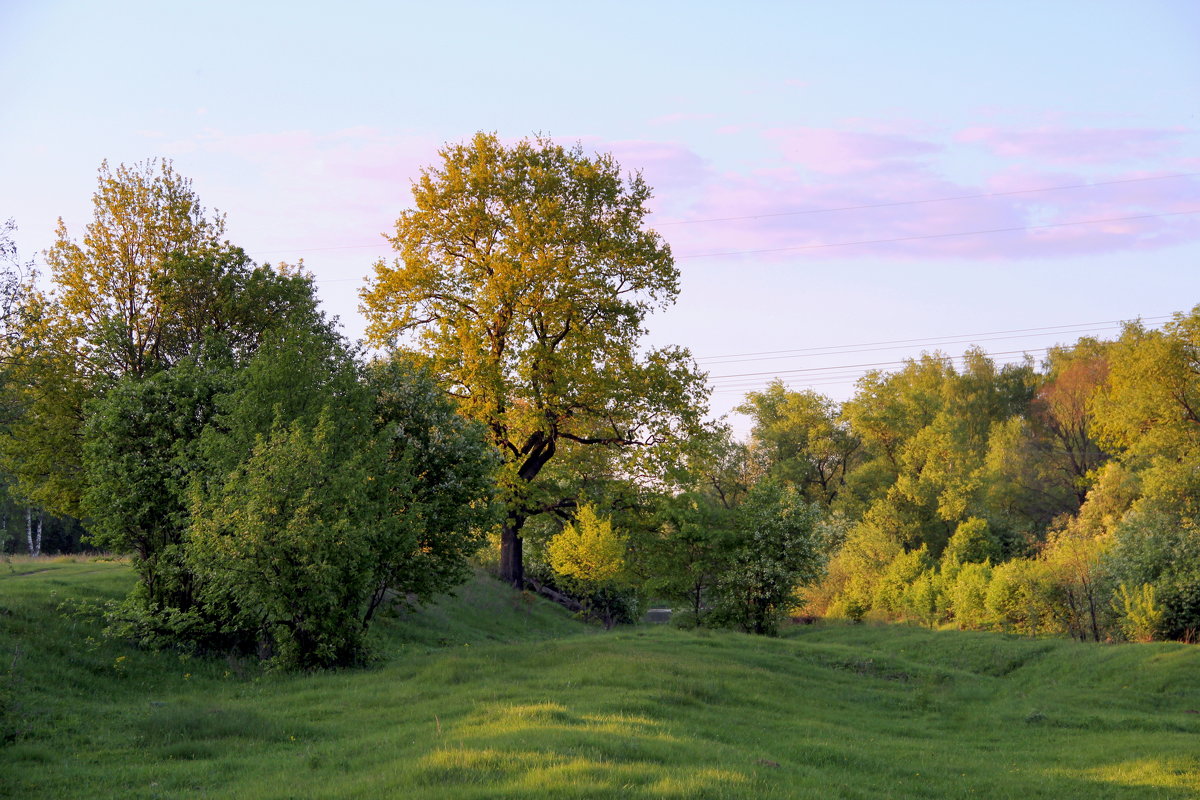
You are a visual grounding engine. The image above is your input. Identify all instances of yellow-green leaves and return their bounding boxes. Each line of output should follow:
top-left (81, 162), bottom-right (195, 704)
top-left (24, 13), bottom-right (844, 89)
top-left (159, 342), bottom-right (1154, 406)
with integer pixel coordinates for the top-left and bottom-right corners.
top-left (547, 504), bottom-right (626, 585)
top-left (360, 133), bottom-right (706, 583)
top-left (45, 159), bottom-right (225, 380)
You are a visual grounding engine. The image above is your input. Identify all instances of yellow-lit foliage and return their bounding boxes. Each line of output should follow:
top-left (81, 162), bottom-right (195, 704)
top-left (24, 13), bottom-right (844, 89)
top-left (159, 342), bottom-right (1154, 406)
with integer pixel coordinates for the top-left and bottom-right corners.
top-left (360, 133), bottom-right (707, 583)
top-left (547, 504), bottom-right (626, 586)
top-left (44, 159), bottom-right (224, 379)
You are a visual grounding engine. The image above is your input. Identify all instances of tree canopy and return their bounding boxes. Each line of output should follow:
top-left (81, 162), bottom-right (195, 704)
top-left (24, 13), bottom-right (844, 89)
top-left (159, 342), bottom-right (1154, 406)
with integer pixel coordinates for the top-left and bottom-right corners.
top-left (361, 133), bottom-right (707, 587)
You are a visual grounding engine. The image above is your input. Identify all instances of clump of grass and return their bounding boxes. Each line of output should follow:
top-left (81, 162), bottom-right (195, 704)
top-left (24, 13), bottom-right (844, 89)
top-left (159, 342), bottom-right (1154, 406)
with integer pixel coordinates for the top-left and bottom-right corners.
top-left (139, 703), bottom-right (285, 746)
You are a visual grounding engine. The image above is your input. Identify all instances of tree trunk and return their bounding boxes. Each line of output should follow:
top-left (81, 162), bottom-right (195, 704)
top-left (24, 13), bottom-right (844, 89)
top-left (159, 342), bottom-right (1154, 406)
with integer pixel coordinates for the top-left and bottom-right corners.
top-left (499, 520), bottom-right (524, 589)
top-left (25, 507), bottom-right (40, 557)
top-left (524, 576), bottom-right (583, 612)
top-left (1086, 582), bottom-right (1101, 642)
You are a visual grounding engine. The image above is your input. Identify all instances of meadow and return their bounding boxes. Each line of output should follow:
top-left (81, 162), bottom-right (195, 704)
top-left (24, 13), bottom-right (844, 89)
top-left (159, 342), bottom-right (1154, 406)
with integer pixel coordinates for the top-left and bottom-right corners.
top-left (2, 558), bottom-right (1198, 799)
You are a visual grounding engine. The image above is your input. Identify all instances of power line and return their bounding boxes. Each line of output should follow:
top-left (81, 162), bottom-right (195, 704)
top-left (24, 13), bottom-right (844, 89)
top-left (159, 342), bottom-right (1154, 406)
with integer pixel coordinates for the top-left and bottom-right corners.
top-left (702, 315), bottom-right (1175, 394)
top-left (708, 354), bottom-right (1048, 395)
top-left (656, 172), bottom-right (1200, 227)
top-left (707, 347), bottom-right (1056, 382)
top-left (674, 209), bottom-right (1200, 260)
top-left (695, 315), bottom-right (1170, 362)
top-left (698, 319), bottom-right (1168, 366)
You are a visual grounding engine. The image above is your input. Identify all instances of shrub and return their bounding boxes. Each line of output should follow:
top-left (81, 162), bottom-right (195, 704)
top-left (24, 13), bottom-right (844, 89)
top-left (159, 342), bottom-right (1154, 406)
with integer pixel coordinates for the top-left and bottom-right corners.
top-left (872, 546), bottom-right (931, 617)
top-left (1116, 582), bottom-right (1165, 642)
top-left (709, 483), bottom-right (824, 635)
top-left (944, 517), bottom-right (1001, 564)
top-left (946, 560), bottom-right (993, 629)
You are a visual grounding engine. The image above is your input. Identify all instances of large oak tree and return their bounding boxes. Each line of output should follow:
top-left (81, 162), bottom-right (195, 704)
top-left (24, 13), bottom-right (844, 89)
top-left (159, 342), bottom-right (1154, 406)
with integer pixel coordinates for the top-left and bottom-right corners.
top-left (361, 133), bottom-right (707, 587)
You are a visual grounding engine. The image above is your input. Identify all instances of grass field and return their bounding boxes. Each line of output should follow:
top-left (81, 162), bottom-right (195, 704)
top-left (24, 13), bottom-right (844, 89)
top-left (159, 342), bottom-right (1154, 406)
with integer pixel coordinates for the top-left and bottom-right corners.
top-left (2, 557), bottom-right (1198, 799)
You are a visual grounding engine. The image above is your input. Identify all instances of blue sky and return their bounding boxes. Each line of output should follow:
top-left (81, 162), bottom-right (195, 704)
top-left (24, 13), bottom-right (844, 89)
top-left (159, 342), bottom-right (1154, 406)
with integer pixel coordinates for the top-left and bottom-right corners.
top-left (3, 1), bottom-right (1198, 431)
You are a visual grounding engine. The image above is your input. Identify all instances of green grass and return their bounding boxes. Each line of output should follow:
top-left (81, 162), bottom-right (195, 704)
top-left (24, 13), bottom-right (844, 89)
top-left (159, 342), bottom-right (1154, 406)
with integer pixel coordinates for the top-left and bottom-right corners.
top-left (2, 557), bottom-right (1199, 798)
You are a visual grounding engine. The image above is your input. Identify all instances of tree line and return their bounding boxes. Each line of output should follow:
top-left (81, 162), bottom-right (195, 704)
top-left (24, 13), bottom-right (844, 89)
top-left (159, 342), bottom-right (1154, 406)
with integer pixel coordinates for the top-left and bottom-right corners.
top-left (735, 317), bottom-right (1200, 642)
top-left (2, 137), bottom-right (1195, 670)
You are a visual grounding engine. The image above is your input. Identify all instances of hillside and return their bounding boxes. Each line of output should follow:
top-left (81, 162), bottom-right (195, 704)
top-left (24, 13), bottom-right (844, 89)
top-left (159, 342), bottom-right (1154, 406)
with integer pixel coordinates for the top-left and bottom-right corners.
top-left (2, 558), bottom-right (1198, 799)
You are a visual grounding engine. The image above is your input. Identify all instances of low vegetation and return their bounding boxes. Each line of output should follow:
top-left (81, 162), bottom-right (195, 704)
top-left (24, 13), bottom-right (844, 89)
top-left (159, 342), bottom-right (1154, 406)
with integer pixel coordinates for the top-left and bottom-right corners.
top-left (3, 560), bottom-right (1199, 799)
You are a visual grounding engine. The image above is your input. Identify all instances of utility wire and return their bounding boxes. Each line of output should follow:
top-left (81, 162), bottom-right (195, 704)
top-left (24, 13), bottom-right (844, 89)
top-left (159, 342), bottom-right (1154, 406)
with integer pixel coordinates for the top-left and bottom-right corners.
top-left (709, 355), bottom-right (1048, 395)
top-left (704, 315), bottom-right (1174, 390)
top-left (695, 315), bottom-right (1171, 362)
top-left (708, 347), bottom-right (1057, 382)
top-left (698, 322), bottom-right (1162, 367)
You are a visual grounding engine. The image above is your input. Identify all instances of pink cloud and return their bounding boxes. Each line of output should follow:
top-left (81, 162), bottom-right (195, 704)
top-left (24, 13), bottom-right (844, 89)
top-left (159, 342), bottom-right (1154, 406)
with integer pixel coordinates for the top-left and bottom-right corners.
top-left (649, 145), bottom-right (1200, 262)
top-left (765, 128), bottom-right (941, 174)
top-left (956, 126), bottom-right (1188, 164)
top-left (159, 125), bottom-right (1200, 267)
top-left (567, 136), bottom-right (711, 217)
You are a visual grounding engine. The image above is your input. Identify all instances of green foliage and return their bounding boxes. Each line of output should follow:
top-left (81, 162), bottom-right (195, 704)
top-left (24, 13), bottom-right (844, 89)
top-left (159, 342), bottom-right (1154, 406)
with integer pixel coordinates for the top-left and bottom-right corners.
top-left (872, 545), bottom-right (932, 616)
top-left (944, 517), bottom-right (1000, 565)
top-left (635, 491), bottom-right (735, 625)
top-left (945, 559), bottom-right (994, 629)
top-left (0, 161), bottom-right (307, 520)
top-left (152, 246), bottom-right (319, 365)
top-left (709, 483), bottom-right (824, 635)
top-left (1092, 310), bottom-right (1200, 523)
top-left (900, 568), bottom-right (943, 627)
top-left (35, 170), bottom-right (501, 667)
top-left (363, 356), bottom-right (499, 605)
top-left (816, 515), bottom-right (902, 620)
top-left (82, 353), bottom-right (231, 608)
top-left (985, 558), bottom-right (1055, 635)
top-left (1103, 509), bottom-right (1200, 641)
top-left (43, 159), bottom-right (226, 380)
top-left (1116, 582), bottom-right (1165, 643)
top-left (978, 415), bottom-right (1078, 542)
top-left (188, 409), bottom-right (378, 668)
top-left (361, 132), bottom-right (707, 585)
top-left (546, 504), bottom-right (629, 629)
top-left (738, 381), bottom-right (858, 505)
top-left (547, 504), bottom-right (626, 584)
top-left (179, 329), bottom-right (497, 668)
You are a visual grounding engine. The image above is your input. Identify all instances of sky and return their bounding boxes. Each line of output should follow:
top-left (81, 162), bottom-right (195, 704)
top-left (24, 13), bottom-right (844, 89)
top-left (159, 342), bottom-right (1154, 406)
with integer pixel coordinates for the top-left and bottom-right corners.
top-left (3, 1), bottom-right (1198, 435)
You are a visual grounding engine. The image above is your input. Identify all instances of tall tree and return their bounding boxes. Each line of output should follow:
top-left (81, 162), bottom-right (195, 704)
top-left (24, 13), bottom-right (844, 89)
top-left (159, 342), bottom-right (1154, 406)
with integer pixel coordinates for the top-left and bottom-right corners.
top-left (2, 161), bottom-right (229, 517)
top-left (1033, 340), bottom-right (1110, 504)
top-left (361, 133), bottom-right (707, 587)
top-left (739, 381), bottom-right (858, 505)
top-left (1089, 310), bottom-right (1200, 639)
top-left (0, 218), bottom-right (31, 360)
top-left (1091, 311), bottom-right (1200, 514)
top-left (44, 159), bottom-right (226, 380)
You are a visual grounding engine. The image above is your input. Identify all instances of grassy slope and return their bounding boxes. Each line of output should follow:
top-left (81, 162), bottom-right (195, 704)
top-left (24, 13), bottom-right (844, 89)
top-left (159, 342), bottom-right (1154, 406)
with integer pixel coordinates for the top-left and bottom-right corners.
top-left (1, 559), bottom-right (1198, 799)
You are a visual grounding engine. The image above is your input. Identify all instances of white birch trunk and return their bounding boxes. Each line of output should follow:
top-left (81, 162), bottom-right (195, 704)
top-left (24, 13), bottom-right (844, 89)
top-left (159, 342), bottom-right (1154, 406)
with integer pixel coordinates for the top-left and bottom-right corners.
top-left (25, 507), bottom-right (41, 557)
